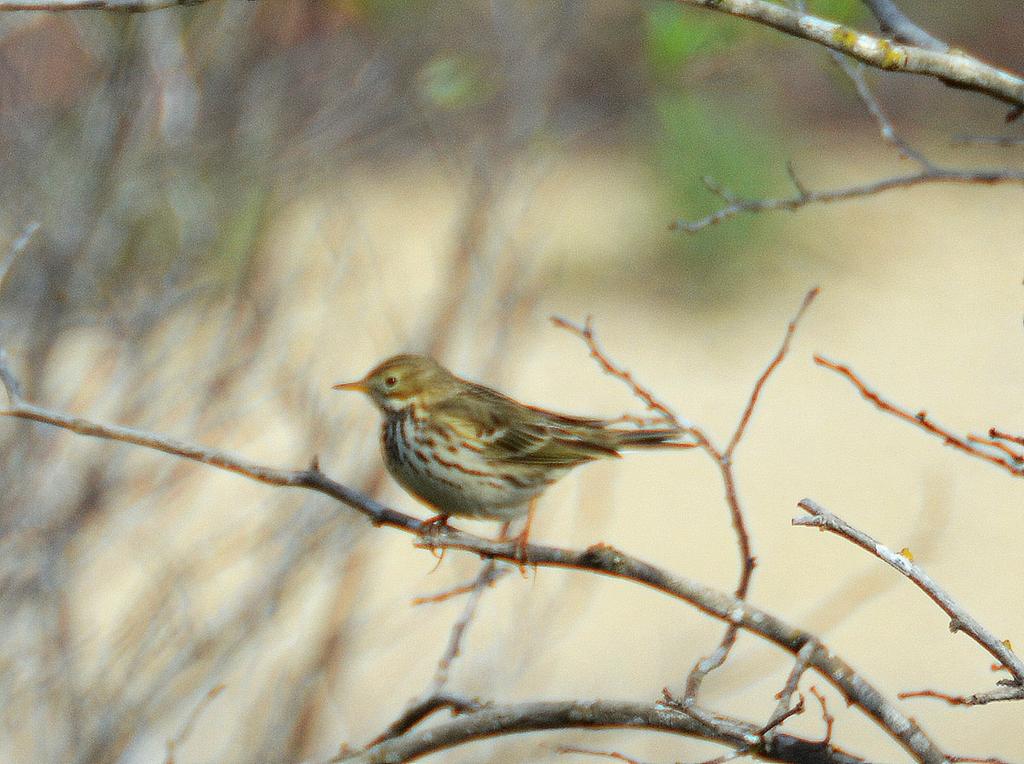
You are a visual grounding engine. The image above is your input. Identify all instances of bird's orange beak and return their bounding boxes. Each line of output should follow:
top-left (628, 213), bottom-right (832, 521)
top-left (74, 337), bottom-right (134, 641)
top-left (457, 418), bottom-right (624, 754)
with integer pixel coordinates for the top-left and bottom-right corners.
top-left (332, 378), bottom-right (369, 393)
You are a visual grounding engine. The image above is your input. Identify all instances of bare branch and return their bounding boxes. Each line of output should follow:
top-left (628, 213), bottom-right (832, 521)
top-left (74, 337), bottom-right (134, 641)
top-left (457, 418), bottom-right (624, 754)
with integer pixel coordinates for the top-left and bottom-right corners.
top-left (334, 699), bottom-right (867, 764)
top-left (762, 640), bottom-right (816, 735)
top-left (428, 560), bottom-right (498, 691)
top-left (0, 362), bottom-right (947, 763)
top-left (673, 0), bottom-right (1024, 110)
top-left (826, 53), bottom-right (931, 165)
top-left (897, 685), bottom-right (1024, 707)
top-left (0, 0), bottom-right (218, 10)
top-left (557, 292), bottom-right (817, 711)
top-left (796, 499), bottom-right (1024, 691)
top-left (671, 167), bottom-right (1024, 232)
top-left (678, 289), bottom-right (817, 703)
top-left (860, 0), bottom-right (947, 51)
top-left (366, 693), bottom-right (484, 747)
top-left (807, 687), bottom-right (834, 745)
top-left (726, 287), bottom-right (818, 457)
top-left (947, 755), bottom-right (1020, 764)
top-left (410, 560), bottom-right (507, 605)
top-left (814, 355), bottom-right (1024, 478)
top-left (549, 315), bottom-right (686, 428)
top-left (989, 428), bottom-right (1024, 447)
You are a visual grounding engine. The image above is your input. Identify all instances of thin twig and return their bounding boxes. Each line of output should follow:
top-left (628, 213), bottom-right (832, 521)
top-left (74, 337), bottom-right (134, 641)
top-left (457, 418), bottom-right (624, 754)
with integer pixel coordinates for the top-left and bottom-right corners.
top-left (0, 356), bottom-right (947, 764)
top-left (427, 560), bottom-right (496, 691)
top-left (336, 699), bottom-right (866, 764)
top-left (672, 167), bottom-right (1024, 232)
top-left (897, 685), bottom-right (1024, 707)
top-left (762, 640), bottom-right (816, 735)
top-left (826, 53), bottom-right (931, 166)
top-left (952, 135), bottom-right (1024, 147)
top-left (366, 693), bottom-right (484, 746)
top-left (859, 0), bottom-right (947, 51)
top-left (164, 684), bottom-right (225, 764)
top-left (410, 560), bottom-right (508, 605)
top-left (796, 499), bottom-right (1024, 689)
top-left (989, 428), bottom-right (1024, 447)
top-left (808, 687), bottom-right (834, 744)
top-left (726, 287), bottom-right (819, 457)
top-left (814, 355), bottom-right (1024, 477)
top-left (549, 315), bottom-right (683, 427)
top-left (0, 221), bottom-right (39, 294)
top-left (681, 289), bottom-right (818, 703)
top-left (556, 293), bottom-right (817, 708)
top-left (556, 746), bottom-right (647, 764)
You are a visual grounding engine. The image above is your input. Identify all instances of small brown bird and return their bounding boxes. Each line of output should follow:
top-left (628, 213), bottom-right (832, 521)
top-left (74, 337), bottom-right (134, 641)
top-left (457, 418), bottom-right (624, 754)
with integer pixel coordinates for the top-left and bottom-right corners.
top-left (333, 354), bottom-right (688, 557)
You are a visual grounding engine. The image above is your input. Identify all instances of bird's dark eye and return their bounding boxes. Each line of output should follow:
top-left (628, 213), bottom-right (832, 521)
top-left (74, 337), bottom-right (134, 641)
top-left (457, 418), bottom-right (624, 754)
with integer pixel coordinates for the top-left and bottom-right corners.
top-left (385, 376), bottom-right (398, 387)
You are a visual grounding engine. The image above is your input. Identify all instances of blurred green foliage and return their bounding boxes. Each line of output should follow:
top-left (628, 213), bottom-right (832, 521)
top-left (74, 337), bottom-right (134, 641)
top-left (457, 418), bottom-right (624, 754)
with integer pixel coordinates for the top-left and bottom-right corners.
top-left (417, 53), bottom-right (490, 110)
top-left (643, 2), bottom-right (787, 295)
top-left (645, 0), bottom-right (738, 75)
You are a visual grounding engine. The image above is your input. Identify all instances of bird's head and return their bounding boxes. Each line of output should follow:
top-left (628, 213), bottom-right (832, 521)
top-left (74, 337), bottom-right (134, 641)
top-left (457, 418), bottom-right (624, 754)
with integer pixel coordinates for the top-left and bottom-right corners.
top-left (333, 354), bottom-right (455, 413)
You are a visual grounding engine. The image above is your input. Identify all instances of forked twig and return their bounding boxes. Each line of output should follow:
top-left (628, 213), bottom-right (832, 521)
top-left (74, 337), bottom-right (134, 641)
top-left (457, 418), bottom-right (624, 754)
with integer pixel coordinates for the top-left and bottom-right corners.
top-left (815, 356), bottom-right (1024, 477)
top-left (549, 315), bottom-right (683, 427)
top-left (556, 290), bottom-right (819, 708)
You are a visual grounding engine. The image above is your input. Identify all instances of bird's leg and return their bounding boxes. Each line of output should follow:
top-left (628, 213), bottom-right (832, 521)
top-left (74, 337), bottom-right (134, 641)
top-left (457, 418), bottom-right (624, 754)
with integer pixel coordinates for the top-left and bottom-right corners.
top-left (507, 499), bottom-right (537, 574)
top-left (421, 513), bottom-right (451, 529)
top-left (419, 513), bottom-right (451, 562)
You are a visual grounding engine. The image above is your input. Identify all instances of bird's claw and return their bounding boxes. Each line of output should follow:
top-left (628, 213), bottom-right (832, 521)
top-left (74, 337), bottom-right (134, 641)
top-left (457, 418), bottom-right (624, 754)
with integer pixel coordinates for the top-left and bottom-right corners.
top-left (418, 514), bottom-right (451, 564)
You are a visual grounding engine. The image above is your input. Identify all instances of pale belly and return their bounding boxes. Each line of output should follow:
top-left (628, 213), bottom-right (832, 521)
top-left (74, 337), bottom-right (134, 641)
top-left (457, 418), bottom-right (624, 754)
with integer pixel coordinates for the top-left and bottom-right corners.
top-left (381, 411), bottom-right (561, 520)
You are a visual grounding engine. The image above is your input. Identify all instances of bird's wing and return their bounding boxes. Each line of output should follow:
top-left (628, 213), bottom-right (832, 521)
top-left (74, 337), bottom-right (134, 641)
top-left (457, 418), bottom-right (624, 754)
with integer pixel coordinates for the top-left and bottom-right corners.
top-left (434, 386), bottom-right (618, 466)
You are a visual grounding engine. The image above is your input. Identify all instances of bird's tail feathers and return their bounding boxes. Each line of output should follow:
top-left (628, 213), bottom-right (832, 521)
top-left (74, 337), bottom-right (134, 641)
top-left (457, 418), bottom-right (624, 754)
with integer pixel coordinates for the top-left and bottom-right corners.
top-left (612, 426), bottom-right (698, 450)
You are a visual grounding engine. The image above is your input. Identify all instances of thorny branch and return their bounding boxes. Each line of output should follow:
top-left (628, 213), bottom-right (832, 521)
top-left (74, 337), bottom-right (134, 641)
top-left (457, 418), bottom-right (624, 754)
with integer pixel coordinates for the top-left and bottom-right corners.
top-left (0, 350), bottom-right (947, 763)
top-left (557, 289), bottom-right (819, 708)
top-left (814, 355), bottom-right (1024, 478)
top-left (796, 499), bottom-right (1024, 705)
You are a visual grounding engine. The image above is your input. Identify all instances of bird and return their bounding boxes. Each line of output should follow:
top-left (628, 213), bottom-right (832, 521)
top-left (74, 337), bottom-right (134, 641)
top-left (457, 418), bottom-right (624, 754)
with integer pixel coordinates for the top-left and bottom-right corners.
top-left (333, 354), bottom-right (688, 559)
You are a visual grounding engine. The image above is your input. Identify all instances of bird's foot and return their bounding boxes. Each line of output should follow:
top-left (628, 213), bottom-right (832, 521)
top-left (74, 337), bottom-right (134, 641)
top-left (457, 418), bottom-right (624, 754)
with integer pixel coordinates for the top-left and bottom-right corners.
top-left (509, 528), bottom-right (534, 578)
top-left (419, 514), bottom-right (451, 564)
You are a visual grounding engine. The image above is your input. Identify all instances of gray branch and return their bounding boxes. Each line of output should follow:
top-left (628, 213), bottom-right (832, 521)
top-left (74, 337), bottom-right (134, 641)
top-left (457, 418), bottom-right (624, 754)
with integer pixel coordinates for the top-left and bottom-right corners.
top-left (860, 0), bottom-right (947, 51)
top-left (672, 167), bottom-right (1024, 232)
top-left (796, 499), bottom-right (1024, 701)
top-left (0, 353), bottom-right (948, 763)
top-left (675, 0), bottom-right (1023, 110)
top-left (332, 699), bottom-right (867, 764)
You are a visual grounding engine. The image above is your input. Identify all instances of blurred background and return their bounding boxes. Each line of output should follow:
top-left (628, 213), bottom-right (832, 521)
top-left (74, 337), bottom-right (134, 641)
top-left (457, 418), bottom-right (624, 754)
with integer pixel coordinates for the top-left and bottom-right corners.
top-left (0, 1), bottom-right (1022, 762)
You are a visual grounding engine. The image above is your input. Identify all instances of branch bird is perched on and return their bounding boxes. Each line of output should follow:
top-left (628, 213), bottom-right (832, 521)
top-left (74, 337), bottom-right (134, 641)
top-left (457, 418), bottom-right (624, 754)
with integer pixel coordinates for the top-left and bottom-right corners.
top-left (334, 354), bottom-right (690, 558)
